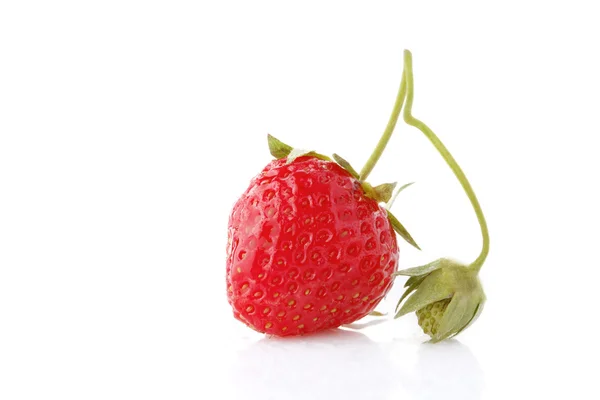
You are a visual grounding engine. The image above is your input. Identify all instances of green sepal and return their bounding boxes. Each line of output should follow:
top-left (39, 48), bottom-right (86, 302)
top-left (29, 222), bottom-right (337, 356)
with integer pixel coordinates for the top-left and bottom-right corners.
top-left (372, 182), bottom-right (397, 203)
top-left (267, 134), bottom-right (293, 159)
top-left (453, 301), bottom-right (484, 338)
top-left (394, 271), bottom-right (453, 318)
top-left (404, 274), bottom-right (426, 288)
top-left (267, 134), bottom-right (331, 163)
top-left (394, 258), bottom-right (448, 277)
top-left (387, 182), bottom-right (415, 209)
top-left (431, 294), bottom-right (469, 342)
top-left (288, 150), bottom-right (331, 164)
top-left (332, 153), bottom-right (360, 179)
top-left (286, 148), bottom-right (315, 164)
top-left (387, 210), bottom-right (420, 250)
top-left (368, 311), bottom-right (387, 317)
top-left (395, 276), bottom-right (425, 313)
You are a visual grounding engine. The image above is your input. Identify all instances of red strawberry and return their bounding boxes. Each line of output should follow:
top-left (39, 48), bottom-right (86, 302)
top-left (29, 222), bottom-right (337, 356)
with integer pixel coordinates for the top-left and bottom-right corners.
top-left (226, 156), bottom-right (400, 336)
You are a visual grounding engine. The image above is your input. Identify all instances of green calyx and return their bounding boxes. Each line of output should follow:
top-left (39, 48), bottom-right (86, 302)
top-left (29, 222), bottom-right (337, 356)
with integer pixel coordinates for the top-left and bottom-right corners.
top-left (331, 154), bottom-right (409, 209)
top-left (394, 259), bottom-right (485, 342)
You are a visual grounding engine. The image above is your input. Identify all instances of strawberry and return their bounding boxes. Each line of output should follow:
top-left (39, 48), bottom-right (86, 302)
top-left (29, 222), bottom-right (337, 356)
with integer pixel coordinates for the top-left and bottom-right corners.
top-left (226, 155), bottom-right (402, 336)
top-left (225, 99), bottom-right (420, 337)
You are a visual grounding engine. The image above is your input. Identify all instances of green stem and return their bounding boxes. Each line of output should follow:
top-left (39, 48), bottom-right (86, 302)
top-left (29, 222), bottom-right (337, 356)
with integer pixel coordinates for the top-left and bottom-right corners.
top-left (358, 70), bottom-right (407, 182)
top-left (402, 50), bottom-right (489, 272)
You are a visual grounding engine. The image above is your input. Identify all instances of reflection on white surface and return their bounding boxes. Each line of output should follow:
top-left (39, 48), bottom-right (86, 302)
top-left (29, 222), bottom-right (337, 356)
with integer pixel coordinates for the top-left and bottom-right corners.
top-left (230, 329), bottom-right (396, 400)
top-left (407, 340), bottom-right (484, 400)
top-left (229, 328), bottom-right (483, 400)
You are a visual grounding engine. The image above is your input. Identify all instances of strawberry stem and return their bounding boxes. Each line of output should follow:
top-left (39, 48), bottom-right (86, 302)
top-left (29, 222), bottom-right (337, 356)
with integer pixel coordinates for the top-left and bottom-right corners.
top-left (358, 67), bottom-right (407, 182)
top-left (402, 50), bottom-right (489, 272)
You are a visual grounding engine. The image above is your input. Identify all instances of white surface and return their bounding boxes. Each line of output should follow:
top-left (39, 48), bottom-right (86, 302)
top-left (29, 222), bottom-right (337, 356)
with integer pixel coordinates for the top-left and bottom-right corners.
top-left (1, 1), bottom-right (598, 399)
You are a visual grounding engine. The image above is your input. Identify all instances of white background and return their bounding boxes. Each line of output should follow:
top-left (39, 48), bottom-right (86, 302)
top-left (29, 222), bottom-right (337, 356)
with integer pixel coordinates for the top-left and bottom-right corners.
top-left (1, 1), bottom-right (598, 399)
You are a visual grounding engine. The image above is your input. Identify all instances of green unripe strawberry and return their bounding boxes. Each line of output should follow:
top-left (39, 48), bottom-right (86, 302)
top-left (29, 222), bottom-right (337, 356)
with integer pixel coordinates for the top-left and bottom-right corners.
top-left (416, 299), bottom-right (451, 337)
top-left (395, 259), bottom-right (486, 342)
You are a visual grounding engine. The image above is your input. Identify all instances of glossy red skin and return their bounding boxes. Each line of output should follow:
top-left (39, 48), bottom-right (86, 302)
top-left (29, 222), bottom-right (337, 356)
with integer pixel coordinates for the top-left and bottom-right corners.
top-left (226, 156), bottom-right (399, 336)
